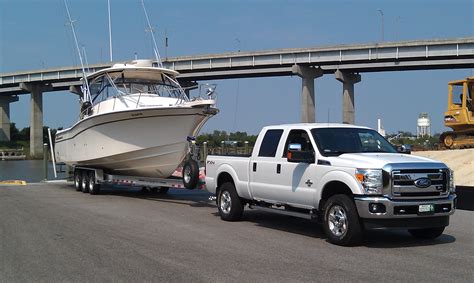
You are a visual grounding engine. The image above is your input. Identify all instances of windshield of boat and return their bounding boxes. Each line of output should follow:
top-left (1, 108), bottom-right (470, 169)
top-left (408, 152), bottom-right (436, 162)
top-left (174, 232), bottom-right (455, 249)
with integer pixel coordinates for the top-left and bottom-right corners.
top-left (88, 71), bottom-right (185, 104)
top-left (311, 127), bottom-right (397, 157)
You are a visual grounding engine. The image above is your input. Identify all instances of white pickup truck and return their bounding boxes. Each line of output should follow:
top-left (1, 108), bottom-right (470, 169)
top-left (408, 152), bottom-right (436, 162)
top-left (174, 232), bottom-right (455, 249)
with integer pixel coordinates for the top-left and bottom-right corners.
top-left (205, 123), bottom-right (456, 245)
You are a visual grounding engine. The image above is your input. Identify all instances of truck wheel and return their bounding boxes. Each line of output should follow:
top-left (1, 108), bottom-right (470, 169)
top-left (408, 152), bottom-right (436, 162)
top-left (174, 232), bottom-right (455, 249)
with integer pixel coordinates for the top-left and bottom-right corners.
top-left (81, 171), bottom-right (89, 193)
top-left (88, 171), bottom-right (100, 195)
top-left (217, 182), bottom-right (243, 221)
top-left (74, 170), bottom-right (82, 191)
top-left (183, 160), bottom-right (199, 190)
top-left (323, 194), bottom-right (363, 246)
top-left (408, 227), bottom-right (445, 239)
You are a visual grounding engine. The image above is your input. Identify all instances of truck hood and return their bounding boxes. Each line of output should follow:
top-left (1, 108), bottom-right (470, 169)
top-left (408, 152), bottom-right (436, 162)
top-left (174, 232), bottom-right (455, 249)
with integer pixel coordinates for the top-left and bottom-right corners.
top-left (326, 153), bottom-right (441, 169)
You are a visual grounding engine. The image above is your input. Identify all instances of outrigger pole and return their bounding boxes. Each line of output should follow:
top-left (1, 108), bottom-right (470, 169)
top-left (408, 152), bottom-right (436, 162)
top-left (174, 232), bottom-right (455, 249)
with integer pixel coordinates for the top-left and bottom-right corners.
top-left (141, 0), bottom-right (164, 68)
top-left (63, 0), bottom-right (91, 102)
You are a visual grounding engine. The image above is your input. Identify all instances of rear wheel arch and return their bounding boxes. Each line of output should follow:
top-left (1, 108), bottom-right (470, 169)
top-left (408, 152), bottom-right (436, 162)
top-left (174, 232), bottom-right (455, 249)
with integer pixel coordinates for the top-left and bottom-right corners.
top-left (216, 172), bottom-right (235, 195)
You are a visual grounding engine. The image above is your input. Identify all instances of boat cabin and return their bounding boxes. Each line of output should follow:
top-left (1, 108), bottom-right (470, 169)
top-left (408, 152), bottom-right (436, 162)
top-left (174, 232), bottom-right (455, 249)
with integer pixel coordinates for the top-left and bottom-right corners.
top-left (82, 60), bottom-right (187, 117)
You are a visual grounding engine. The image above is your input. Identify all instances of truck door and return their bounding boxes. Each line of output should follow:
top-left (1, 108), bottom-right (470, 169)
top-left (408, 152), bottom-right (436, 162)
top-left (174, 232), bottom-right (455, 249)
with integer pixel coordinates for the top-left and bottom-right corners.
top-left (276, 129), bottom-right (318, 208)
top-left (249, 129), bottom-right (284, 202)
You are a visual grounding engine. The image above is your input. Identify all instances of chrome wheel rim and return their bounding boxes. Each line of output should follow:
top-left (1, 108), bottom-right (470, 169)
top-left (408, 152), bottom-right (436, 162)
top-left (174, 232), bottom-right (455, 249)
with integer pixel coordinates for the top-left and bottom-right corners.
top-left (328, 205), bottom-right (348, 237)
top-left (183, 166), bottom-right (191, 183)
top-left (219, 191), bottom-right (232, 214)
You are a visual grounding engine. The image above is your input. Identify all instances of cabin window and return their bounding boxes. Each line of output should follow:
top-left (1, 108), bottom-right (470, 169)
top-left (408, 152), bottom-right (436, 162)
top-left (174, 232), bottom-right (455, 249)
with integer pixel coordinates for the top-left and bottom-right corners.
top-left (451, 83), bottom-right (463, 106)
top-left (282, 129), bottom-right (314, 157)
top-left (89, 72), bottom-right (184, 105)
top-left (258, 129), bottom-right (283, 157)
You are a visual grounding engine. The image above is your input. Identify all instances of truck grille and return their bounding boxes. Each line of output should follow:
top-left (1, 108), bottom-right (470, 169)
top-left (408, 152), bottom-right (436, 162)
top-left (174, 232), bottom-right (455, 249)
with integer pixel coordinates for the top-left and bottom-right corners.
top-left (391, 169), bottom-right (448, 199)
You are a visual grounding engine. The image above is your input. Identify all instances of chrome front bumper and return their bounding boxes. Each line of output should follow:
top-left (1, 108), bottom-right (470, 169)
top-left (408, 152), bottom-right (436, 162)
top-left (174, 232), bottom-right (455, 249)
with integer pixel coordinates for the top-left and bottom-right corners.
top-left (354, 194), bottom-right (456, 219)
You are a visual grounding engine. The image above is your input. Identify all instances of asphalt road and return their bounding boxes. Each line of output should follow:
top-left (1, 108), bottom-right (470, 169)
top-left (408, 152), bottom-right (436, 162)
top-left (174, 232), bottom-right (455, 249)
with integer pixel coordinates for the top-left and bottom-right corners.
top-left (1, 183), bottom-right (473, 282)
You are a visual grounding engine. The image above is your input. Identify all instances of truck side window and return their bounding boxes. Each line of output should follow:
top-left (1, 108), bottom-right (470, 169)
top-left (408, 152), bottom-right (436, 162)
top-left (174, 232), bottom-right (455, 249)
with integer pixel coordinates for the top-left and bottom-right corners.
top-left (258, 129), bottom-right (283, 157)
top-left (282, 130), bottom-right (314, 157)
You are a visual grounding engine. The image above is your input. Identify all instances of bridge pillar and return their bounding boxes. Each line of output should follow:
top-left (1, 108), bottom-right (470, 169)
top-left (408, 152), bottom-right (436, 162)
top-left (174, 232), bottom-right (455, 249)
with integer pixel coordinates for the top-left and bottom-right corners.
top-left (335, 70), bottom-right (361, 125)
top-left (0, 96), bottom-right (19, 142)
top-left (292, 65), bottom-right (323, 123)
top-left (20, 83), bottom-right (53, 159)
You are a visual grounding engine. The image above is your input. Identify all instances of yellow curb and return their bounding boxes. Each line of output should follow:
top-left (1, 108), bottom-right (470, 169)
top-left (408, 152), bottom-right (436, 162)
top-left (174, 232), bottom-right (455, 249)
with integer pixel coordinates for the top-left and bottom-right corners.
top-left (0, 180), bottom-right (27, 185)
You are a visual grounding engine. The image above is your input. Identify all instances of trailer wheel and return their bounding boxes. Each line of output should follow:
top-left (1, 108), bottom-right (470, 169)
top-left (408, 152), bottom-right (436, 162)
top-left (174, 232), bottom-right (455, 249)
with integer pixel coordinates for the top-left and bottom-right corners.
top-left (322, 194), bottom-right (363, 246)
top-left (88, 171), bottom-right (100, 195)
top-left (81, 171), bottom-right (89, 193)
top-left (74, 170), bottom-right (82, 191)
top-left (408, 227), bottom-right (445, 239)
top-left (182, 160), bottom-right (199, 190)
top-left (217, 182), bottom-right (243, 221)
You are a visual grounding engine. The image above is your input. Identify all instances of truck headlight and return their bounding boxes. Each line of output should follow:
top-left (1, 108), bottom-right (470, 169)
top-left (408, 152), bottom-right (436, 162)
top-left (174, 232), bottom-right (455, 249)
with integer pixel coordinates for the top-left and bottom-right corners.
top-left (355, 169), bottom-right (383, 195)
top-left (449, 169), bottom-right (455, 193)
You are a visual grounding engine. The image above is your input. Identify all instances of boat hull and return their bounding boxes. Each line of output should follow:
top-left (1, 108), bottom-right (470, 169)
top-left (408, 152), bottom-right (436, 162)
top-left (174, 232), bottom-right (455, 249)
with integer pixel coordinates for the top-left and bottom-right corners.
top-left (55, 105), bottom-right (216, 178)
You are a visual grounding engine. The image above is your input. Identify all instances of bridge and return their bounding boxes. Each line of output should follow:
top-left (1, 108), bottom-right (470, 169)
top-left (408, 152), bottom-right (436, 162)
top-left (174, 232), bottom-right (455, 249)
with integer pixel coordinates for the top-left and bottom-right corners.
top-left (1, 37), bottom-right (474, 158)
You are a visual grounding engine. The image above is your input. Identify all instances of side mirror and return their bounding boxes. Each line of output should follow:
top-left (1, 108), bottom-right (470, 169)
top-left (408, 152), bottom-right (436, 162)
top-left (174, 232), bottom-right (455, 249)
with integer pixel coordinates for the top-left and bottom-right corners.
top-left (288, 143), bottom-right (302, 151)
top-left (397, 144), bottom-right (411, 154)
top-left (287, 149), bottom-right (315, 163)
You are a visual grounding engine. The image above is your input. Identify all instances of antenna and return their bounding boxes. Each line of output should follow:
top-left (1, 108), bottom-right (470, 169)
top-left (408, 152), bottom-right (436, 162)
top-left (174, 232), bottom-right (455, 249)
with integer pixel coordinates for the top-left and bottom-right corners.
top-left (81, 45), bottom-right (90, 73)
top-left (141, 0), bottom-right (163, 68)
top-left (165, 28), bottom-right (168, 59)
top-left (63, 0), bottom-right (91, 102)
top-left (108, 0), bottom-right (113, 62)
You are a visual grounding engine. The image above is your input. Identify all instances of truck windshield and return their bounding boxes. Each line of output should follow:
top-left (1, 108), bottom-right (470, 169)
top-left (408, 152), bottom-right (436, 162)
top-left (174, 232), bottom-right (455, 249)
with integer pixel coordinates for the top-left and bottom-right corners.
top-left (311, 128), bottom-right (397, 156)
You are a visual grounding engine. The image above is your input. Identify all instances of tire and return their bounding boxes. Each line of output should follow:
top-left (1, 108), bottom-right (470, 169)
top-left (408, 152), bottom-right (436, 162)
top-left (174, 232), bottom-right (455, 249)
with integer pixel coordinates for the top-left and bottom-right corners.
top-left (182, 160), bottom-right (199, 190)
top-left (323, 194), bottom-right (363, 246)
top-left (217, 182), bottom-right (244, 221)
top-left (88, 171), bottom-right (100, 195)
top-left (408, 227), bottom-right (445, 239)
top-left (81, 171), bottom-right (89, 193)
top-left (74, 170), bottom-right (82, 191)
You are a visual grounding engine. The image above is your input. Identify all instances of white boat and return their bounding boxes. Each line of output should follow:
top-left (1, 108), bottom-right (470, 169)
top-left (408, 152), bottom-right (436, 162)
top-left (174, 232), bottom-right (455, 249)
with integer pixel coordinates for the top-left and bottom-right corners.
top-left (55, 59), bottom-right (218, 178)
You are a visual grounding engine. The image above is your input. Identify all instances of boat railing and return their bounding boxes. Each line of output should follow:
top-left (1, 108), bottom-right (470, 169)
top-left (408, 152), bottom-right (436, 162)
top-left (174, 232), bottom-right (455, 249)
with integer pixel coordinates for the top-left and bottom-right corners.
top-left (196, 83), bottom-right (218, 101)
top-left (80, 82), bottom-right (218, 119)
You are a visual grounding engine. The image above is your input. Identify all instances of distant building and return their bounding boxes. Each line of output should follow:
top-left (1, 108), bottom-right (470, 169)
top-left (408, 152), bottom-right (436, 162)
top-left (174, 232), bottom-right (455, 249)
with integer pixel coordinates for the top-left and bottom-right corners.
top-left (377, 118), bottom-right (386, 137)
top-left (417, 113), bottom-right (431, 138)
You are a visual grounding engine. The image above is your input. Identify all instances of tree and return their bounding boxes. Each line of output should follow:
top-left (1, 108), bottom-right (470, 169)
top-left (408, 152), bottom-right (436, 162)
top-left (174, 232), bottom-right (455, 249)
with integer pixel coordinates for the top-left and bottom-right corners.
top-left (10, 123), bottom-right (20, 141)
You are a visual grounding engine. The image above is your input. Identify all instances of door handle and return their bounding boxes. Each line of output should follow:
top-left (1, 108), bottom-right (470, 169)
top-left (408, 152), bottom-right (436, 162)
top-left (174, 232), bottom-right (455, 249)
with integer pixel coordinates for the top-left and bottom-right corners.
top-left (253, 162), bottom-right (257, 172)
top-left (276, 164), bottom-right (281, 174)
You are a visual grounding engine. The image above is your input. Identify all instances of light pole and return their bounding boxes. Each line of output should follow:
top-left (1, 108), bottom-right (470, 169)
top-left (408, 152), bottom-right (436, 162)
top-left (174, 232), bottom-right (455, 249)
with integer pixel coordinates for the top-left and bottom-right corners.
top-left (377, 9), bottom-right (384, 42)
top-left (395, 16), bottom-right (401, 41)
top-left (235, 38), bottom-right (241, 52)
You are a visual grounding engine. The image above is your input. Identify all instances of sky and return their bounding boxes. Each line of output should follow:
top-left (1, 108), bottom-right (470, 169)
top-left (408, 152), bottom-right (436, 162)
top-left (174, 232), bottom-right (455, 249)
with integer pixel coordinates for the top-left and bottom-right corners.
top-left (0, 0), bottom-right (473, 135)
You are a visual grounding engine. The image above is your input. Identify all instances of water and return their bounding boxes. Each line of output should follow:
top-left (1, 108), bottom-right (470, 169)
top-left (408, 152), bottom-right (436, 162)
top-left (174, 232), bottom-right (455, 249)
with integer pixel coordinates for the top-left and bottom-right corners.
top-left (0, 160), bottom-right (68, 183)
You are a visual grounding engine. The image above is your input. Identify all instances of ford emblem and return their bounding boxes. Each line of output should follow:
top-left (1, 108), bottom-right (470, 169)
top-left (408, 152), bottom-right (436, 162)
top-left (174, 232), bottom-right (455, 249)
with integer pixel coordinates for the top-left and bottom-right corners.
top-left (414, 178), bottom-right (432, 188)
